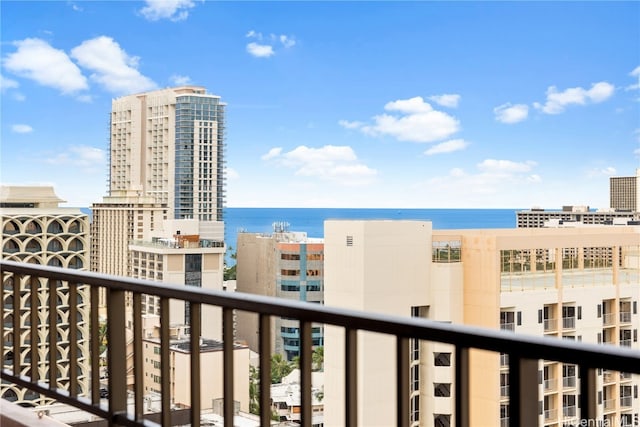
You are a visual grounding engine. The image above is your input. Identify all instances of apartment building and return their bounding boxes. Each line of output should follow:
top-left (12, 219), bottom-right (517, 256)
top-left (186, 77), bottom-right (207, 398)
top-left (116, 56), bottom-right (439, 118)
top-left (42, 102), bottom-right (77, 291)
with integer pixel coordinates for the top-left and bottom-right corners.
top-left (140, 315), bottom-right (249, 412)
top-left (610, 169), bottom-right (640, 212)
top-left (516, 205), bottom-right (639, 228)
top-left (129, 218), bottom-right (226, 341)
top-left (323, 220), bottom-right (639, 427)
top-left (236, 229), bottom-right (324, 360)
top-left (1, 186), bottom-right (91, 406)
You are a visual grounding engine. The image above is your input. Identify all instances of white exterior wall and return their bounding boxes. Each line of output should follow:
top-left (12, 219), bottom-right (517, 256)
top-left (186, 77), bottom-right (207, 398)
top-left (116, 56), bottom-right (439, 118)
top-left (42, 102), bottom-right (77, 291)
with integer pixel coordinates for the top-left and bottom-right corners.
top-left (324, 220), bottom-right (432, 427)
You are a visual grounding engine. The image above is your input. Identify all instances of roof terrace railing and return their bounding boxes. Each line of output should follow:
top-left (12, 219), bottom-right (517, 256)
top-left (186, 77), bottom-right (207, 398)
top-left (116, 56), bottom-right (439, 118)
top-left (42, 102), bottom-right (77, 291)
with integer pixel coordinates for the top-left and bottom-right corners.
top-left (2, 259), bottom-right (640, 427)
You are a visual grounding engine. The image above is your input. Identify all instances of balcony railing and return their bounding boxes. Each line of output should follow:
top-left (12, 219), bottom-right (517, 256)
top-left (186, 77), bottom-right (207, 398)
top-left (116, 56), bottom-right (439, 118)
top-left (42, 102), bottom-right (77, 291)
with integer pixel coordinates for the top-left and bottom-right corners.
top-left (603, 312), bottom-right (616, 326)
top-left (543, 318), bottom-right (556, 332)
top-left (563, 375), bottom-right (577, 388)
top-left (562, 316), bottom-right (576, 330)
top-left (563, 405), bottom-right (577, 418)
top-left (544, 408), bottom-right (557, 420)
top-left (543, 378), bottom-right (556, 391)
top-left (2, 260), bottom-right (640, 427)
top-left (619, 312), bottom-right (632, 323)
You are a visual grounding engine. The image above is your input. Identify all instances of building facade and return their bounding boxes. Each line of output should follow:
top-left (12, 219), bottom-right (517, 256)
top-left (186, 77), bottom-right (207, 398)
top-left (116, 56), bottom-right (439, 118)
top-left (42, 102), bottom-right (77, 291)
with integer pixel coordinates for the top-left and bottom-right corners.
top-left (1, 186), bottom-right (91, 406)
top-left (323, 221), bottom-right (640, 427)
top-left (236, 230), bottom-right (324, 360)
top-left (610, 169), bottom-right (640, 212)
top-left (516, 205), bottom-right (639, 228)
top-left (109, 86), bottom-right (226, 221)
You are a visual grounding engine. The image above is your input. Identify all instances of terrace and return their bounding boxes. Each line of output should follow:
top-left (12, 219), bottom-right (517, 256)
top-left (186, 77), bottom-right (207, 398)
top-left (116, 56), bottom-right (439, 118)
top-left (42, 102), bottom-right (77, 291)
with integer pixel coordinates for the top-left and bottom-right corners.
top-left (2, 260), bottom-right (640, 427)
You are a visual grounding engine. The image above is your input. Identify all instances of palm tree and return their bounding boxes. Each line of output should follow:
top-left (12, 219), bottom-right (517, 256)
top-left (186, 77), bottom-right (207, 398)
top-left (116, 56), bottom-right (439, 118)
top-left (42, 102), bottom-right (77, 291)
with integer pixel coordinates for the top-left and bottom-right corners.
top-left (270, 354), bottom-right (293, 384)
top-left (249, 365), bottom-right (260, 414)
top-left (312, 346), bottom-right (324, 372)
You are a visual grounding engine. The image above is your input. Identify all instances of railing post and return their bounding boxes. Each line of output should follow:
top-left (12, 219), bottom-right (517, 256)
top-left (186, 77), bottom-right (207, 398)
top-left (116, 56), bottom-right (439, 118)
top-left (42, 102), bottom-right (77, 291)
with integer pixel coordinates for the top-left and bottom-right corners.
top-left (223, 307), bottom-right (234, 427)
top-left (48, 279), bottom-right (58, 391)
top-left (509, 355), bottom-right (538, 427)
top-left (396, 336), bottom-right (409, 427)
top-left (455, 347), bottom-right (469, 427)
top-left (90, 284), bottom-right (100, 405)
top-left (133, 293), bottom-right (144, 422)
top-left (30, 276), bottom-right (39, 384)
top-left (107, 288), bottom-right (127, 426)
top-left (345, 328), bottom-right (358, 427)
top-left (300, 321), bottom-right (312, 427)
top-left (160, 297), bottom-right (171, 427)
top-left (189, 302), bottom-right (201, 427)
top-left (259, 314), bottom-right (271, 427)
top-left (579, 365), bottom-right (596, 424)
top-left (68, 282), bottom-right (78, 398)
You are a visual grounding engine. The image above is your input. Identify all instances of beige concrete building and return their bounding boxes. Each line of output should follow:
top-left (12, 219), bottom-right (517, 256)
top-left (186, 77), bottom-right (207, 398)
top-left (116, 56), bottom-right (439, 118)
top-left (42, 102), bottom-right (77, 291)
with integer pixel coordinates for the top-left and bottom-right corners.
top-left (323, 220), bottom-right (640, 427)
top-left (129, 219), bottom-right (226, 341)
top-left (610, 169), bottom-right (640, 212)
top-left (109, 86), bottom-right (226, 221)
top-left (516, 205), bottom-right (639, 228)
top-left (1, 186), bottom-right (91, 406)
top-left (236, 231), bottom-right (324, 359)
top-left (90, 190), bottom-right (167, 277)
top-left (141, 316), bottom-right (250, 412)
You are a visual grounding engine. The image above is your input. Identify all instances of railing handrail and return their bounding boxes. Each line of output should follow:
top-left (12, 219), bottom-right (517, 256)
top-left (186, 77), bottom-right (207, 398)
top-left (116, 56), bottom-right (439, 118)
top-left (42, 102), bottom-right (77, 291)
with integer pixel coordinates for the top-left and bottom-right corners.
top-left (2, 259), bottom-right (639, 373)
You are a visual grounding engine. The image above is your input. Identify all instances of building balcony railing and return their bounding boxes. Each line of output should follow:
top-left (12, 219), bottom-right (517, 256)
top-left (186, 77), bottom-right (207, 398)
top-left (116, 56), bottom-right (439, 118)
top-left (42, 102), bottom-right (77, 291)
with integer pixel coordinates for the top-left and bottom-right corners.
top-left (2, 260), bottom-right (640, 427)
top-left (620, 396), bottom-right (632, 408)
top-left (543, 318), bottom-right (556, 332)
top-left (563, 405), bottom-right (577, 418)
top-left (603, 312), bottom-right (616, 326)
top-left (619, 312), bottom-right (632, 324)
top-left (563, 375), bottom-right (577, 388)
top-left (603, 398), bottom-right (616, 411)
top-left (500, 322), bottom-right (515, 331)
top-left (602, 369), bottom-right (616, 384)
top-left (543, 378), bottom-right (556, 391)
top-left (544, 408), bottom-right (557, 421)
top-left (562, 317), bottom-right (576, 330)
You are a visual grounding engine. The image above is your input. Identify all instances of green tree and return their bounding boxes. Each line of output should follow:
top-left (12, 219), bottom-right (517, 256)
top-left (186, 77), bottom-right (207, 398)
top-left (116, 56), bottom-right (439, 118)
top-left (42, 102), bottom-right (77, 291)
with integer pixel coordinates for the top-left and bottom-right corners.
top-left (249, 365), bottom-right (260, 415)
top-left (312, 346), bottom-right (324, 372)
top-left (270, 353), bottom-right (293, 384)
top-left (224, 246), bottom-right (237, 281)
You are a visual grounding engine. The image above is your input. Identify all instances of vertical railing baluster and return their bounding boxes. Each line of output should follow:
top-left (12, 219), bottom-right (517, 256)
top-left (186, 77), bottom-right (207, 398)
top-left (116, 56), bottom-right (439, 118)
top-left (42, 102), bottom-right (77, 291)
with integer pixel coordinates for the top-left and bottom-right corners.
top-left (509, 354), bottom-right (538, 427)
top-left (69, 282), bottom-right (78, 397)
top-left (12, 274), bottom-right (21, 377)
top-left (300, 321), bottom-right (312, 427)
top-left (133, 293), bottom-right (144, 422)
top-left (455, 347), bottom-right (469, 427)
top-left (396, 336), bottom-right (409, 427)
top-left (107, 288), bottom-right (127, 427)
top-left (190, 302), bottom-right (201, 427)
top-left (345, 328), bottom-right (358, 427)
top-left (259, 314), bottom-right (271, 427)
top-left (90, 284), bottom-right (100, 405)
top-left (223, 307), bottom-right (234, 427)
top-left (579, 365), bottom-right (596, 424)
top-left (160, 297), bottom-right (171, 427)
top-left (49, 278), bottom-right (58, 391)
top-left (1, 272), bottom-right (5, 370)
top-left (30, 277), bottom-right (39, 384)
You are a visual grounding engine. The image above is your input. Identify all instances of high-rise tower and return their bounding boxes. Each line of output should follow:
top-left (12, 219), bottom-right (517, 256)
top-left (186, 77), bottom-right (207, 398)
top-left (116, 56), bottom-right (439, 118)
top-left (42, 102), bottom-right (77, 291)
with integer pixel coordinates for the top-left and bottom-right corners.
top-left (109, 86), bottom-right (226, 221)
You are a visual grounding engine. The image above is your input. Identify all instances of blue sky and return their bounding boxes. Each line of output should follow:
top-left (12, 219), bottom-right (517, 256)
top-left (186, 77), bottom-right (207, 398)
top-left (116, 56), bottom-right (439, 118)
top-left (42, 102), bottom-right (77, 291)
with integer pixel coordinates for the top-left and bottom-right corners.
top-left (1, 1), bottom-right (639, 209)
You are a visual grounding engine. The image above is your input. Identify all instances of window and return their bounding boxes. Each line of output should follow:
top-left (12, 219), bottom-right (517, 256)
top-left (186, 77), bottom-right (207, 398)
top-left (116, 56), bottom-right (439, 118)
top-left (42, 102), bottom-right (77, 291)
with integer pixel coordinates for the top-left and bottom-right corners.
top-left (434, 383), bottom-right (451, 397)
top-left (434, 352), bottom-right (451, 366)
top-left (500, 311), bottom-right (515, 331)
top-left (281, 253), bottom-right (300, 261)
top-left (434, 414), bottom-right (451, 427)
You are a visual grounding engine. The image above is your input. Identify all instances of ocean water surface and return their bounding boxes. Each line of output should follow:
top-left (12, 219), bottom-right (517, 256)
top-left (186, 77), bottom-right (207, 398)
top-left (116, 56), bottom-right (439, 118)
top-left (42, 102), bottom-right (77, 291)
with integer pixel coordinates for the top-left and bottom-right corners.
top-left (224, 207), bottom-right (521, 253)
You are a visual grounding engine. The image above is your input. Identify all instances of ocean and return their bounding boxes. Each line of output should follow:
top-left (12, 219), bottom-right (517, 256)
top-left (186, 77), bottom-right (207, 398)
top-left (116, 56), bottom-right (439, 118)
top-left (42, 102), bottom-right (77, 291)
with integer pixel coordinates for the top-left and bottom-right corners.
top-left (223, 207), bottom-right (520, 254)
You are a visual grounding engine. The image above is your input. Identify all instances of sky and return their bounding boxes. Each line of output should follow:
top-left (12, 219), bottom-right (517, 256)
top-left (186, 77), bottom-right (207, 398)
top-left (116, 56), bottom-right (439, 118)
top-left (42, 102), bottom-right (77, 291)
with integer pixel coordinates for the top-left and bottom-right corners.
top-left (1, 1), bottom-right (639, 209)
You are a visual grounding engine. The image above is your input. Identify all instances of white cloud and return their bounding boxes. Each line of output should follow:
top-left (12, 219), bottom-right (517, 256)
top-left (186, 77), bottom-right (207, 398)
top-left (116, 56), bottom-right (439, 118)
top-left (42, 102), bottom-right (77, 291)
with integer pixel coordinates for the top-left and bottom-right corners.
top-left (3, 38), bottom-right (88, 94)
top-left (11, 124), bottom-right (33, 133)
top-left (139, 0), bottom-right (196, 21)
top-left (587, 166), bottom-right (617, 177)
top-left (428, 94), bottom-right (460, 108)
top-left (0, 74), bottom-right (19, 91)
top-left (477, 159), bottom-right (537, 174)
top-left (261, 147), bottom-right (283, 160)
top-left (534, 81), bottom-right (615, 114)
top-left (626, 66), bottom-right (640, 91)
top-left (494, 103), bottom-right (529, 124)
top-left (263, 145), bottom-right (377, 186)
top-left (225, 167), bottom-right (239, 180)
top-left (170, 74), bottom-right (192, 86)
top-left (245, 30), bottom-right (295, 58)
top-left (338, 120), bottom-right (364, 129)
top-left (424, 139), bottom-right (469, 155)
top-left (279, 35), bottom-right (296, 48)
top-left (44, 145), bottom-right (106, 172)
top-left (246, 42), bottom-right (275, 58)
top-left (70, 36), bottom-right (157, 95)
top-left (354, 96), bottom-right (460, 143)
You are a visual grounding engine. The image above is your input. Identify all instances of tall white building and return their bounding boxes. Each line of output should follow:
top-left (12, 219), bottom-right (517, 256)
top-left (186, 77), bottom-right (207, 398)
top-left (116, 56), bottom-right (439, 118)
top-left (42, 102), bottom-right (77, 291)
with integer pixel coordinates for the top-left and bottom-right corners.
top-left (1, 186), bottom-right (91, 406)
top-left (323, 220), bottom-right (640, 427)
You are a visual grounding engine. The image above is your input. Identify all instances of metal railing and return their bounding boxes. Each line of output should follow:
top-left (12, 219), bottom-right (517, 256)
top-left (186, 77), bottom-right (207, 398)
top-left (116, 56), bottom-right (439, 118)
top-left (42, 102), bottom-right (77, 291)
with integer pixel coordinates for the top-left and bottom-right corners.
top-left (2, 260), bottom-right (640, 427)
